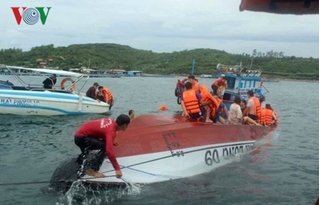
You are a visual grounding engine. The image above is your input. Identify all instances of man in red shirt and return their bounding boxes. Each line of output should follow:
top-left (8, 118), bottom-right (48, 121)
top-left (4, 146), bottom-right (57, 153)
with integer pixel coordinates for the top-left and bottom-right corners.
top-left (74, 114), bottom-right (131, 178)
top-left (211, 75), bottom-right (227, 98)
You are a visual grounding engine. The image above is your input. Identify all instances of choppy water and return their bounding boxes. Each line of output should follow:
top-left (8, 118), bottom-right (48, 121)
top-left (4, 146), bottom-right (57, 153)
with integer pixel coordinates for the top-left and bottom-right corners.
top-left (0, 76), bottom-right (318, 205)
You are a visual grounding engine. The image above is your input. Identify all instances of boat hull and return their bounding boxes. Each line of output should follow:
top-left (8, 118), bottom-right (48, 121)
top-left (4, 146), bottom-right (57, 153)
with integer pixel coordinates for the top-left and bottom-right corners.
top-left (0, 90), bottom-right (110, 116)
top-left (81, 114), bottom-right (274, 185)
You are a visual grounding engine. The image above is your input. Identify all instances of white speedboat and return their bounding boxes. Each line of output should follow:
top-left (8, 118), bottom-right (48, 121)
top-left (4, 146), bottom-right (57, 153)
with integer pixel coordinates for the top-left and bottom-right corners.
top-left (0, 65), bottom-right (110, 116)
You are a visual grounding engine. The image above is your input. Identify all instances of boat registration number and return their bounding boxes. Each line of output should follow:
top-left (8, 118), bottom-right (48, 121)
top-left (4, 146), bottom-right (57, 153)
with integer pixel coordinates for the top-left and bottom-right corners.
top-left (204, 144), bottom-right (254, 166)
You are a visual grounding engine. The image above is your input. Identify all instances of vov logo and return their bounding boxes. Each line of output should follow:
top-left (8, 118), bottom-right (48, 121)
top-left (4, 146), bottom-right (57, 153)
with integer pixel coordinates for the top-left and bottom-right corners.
top-left (11, 7), bottom-right (52, 25)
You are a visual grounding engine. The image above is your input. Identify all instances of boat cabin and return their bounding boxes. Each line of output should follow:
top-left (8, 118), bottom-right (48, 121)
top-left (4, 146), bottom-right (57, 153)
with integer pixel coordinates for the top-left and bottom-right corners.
top-left (219, 68), bottom-right (266, 109)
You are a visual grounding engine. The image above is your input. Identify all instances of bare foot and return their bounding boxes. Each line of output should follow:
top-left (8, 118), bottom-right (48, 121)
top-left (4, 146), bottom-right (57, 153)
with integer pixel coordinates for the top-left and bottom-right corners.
top-left (86, 168), bottom-right (105, 178)
top-left (205, 119), bottom-right (213, 123)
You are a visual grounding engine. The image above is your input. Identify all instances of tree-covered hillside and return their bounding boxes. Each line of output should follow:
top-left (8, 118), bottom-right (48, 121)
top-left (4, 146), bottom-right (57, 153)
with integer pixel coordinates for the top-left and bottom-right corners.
top-left (0, 43), bottom-right (318, 80)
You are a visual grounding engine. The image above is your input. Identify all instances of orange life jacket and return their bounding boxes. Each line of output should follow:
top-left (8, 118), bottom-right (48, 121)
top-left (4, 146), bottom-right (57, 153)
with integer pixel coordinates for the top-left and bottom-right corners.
top-left (198, 84), bottom-right (220, 118)
top-left (251, 97), bottom-right (261, 121)
top-left (260, 108), bottom-right (274, 125)
top-left (211, 98), bottom-right (222, 119)
top-left (193, 82), bottom-right (200, 93)
top-left (199, 85), bottom-right (219, 107)
top-left (100, 88), bottom-right (113, 104)
top-left (183, 89), bottom-right (201, 114)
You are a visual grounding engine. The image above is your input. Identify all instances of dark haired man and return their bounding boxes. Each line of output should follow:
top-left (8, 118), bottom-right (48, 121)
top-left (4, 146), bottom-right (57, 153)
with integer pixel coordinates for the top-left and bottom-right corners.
top-left (74, 114), bottom-right (131, 178)
top-left (128, 110), bottom-right (135, 119)
top-left (187, 75), bottom-right (200, 92)
top-left (43, 74), bottom-right (57, 89)
top-left (86, 82), bottom-right (99, 99)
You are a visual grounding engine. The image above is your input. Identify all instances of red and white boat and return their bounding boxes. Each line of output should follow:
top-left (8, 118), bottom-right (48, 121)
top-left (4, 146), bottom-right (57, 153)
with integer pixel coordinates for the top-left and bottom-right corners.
top-left (81, 114), bottom-right (276, 185)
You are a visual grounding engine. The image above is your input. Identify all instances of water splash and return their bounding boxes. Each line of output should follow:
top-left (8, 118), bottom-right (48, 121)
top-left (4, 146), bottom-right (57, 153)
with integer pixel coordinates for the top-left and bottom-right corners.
top-left (56, 178), bottom-right (143, 205)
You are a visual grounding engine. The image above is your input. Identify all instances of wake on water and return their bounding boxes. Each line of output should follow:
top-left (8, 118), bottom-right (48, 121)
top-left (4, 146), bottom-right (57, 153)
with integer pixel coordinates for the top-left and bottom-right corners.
top-left (44, 153), bottom-right (143, 205)
top-left (55, 178), bottom-right (143, 205)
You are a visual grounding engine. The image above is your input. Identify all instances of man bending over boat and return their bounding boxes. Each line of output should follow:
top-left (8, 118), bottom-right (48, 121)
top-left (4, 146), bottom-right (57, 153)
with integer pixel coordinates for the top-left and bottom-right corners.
top-left (74, 114), bottom-right (131, 178)
top-left (181, 82), bottom-right (210, 121)
top-left (43, 74), bottom-right (57, 89)
top-left (97, 86), bottom-right (114, 109)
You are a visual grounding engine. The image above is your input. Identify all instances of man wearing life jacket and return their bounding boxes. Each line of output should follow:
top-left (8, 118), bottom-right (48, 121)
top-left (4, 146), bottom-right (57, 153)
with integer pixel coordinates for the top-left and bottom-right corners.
top-left (181, 82), bottom-right (209, 121)
top-left (74, 114), bottom-right (130, 178)
top-left (244, 90), bottom-right (261, 122)
top-left (97, 86), bottom-right (114, 109)
top-left (260, 103), bottom-right (277, 126)
top-left (188, 75), bottom-right (200, 93)
top-left (198, 84), bottom-right (221, 123)
top-left (211, 75), bottom-right (227, 99)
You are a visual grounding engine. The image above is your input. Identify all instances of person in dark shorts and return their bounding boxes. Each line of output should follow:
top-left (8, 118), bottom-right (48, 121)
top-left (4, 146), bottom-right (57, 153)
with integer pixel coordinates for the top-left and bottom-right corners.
top-left (74, 114), bottom-right (130, 178)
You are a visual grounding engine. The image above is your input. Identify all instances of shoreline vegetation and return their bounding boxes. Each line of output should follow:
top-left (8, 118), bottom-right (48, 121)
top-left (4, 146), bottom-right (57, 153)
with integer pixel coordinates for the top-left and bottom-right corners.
top-left (0, 43), bottom-right (318, 81)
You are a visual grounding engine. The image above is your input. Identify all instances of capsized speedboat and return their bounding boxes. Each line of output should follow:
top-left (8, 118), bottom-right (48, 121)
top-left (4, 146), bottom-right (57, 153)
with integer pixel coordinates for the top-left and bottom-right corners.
top-left (78, 114), bottom-right (275, 186)
top-left (0, 65), bottom-right (111, 116)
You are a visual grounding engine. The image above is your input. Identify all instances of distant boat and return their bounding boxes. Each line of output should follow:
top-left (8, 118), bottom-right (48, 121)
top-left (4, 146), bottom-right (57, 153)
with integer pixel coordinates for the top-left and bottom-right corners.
top-left (263, 79), bottom-right (279, 83)
top-left (199, 74), bottom-right (217, 78)
top-left (175, 63), bottom-right (269, 109)
top-left (0, 65), bottom-right (112, 116)
top-left (69, 68), bottom-right (122, 78)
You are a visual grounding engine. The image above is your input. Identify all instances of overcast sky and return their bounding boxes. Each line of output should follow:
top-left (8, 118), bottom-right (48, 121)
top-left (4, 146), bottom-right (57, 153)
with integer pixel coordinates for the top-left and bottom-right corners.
top-left (1, 0), bottom-right (319, 58)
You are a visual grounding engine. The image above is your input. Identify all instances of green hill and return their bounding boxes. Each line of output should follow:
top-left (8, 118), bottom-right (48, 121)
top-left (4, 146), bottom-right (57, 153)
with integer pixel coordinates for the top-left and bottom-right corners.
top-left (0, 43), bottom-right (318, 80)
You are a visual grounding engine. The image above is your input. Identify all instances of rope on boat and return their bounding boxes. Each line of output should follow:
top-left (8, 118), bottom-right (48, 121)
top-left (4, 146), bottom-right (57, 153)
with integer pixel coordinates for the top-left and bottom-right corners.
top-left (0, 180), bottom-right (52, 186)
top-left (0, 175), bottom-right (117, 186)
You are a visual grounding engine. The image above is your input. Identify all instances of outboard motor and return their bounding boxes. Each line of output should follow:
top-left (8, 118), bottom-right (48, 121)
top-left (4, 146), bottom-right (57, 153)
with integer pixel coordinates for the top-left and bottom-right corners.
top-left (174, 86), bottom-right (180, 97)
top-left (48, 151), bottom-right (104, 193)
top-left (48, 157), bottom-right (79, 192)
top-left (175, 79), bottom-right (186, 105)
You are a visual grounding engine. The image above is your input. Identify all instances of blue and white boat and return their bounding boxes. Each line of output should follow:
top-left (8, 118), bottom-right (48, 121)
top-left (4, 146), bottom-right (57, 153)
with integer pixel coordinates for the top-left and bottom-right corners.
top-left (217, 64), bottom-right (266, 109)
top-left (0, 65), bottom-right (111, 116)
top-left (174, 63), bottom-right (267, 109)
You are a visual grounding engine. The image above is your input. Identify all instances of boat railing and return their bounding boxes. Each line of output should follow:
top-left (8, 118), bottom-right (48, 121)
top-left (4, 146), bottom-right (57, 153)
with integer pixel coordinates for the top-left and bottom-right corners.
top-left (3, 65), bottom-right (89, 94)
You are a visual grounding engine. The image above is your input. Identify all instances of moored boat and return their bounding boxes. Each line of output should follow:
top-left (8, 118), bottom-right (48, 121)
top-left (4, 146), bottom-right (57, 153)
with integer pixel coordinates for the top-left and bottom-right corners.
top-left (0, 65), bottom-right (111, 116)
top-left (175, 64), bottom-right (267, 109)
